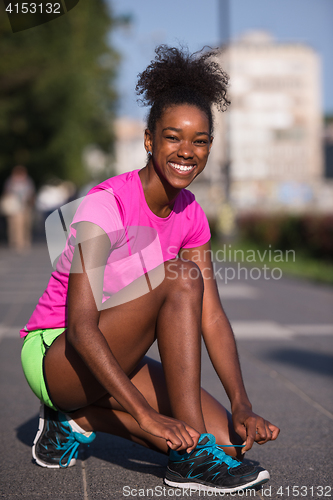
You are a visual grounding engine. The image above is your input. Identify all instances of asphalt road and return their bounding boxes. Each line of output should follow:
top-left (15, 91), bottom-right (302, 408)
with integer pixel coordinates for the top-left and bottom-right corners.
top-left (0, 243), bottom-right (332, 500)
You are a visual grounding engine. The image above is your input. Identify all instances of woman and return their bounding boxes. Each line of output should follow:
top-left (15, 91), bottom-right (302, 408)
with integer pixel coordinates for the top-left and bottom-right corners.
top-left (21, 46), bottom-right (279, 494)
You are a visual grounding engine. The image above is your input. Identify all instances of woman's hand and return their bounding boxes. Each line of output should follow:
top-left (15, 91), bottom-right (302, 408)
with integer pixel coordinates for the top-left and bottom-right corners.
top-left (232, 403), bottom-right (280, 453)
top-left (138, 409), bottom-right (200, 453)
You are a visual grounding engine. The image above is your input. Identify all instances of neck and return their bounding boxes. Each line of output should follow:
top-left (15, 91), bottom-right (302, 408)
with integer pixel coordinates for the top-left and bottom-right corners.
top-left (139, 162), bottom-right (181, 218)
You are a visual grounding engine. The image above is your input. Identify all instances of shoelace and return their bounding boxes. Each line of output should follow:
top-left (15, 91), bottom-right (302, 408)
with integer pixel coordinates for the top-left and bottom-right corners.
top-left (195, 443), bottom-right (241, 469)
top-left (59, 438), bottom-right (80, 468)
top-left (54, 423), bottom-right (81, 468)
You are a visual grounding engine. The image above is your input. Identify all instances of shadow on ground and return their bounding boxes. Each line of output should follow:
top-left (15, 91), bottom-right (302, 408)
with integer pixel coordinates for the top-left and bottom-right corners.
top-left (266, 347), bottom-right (333, 377)
top-left (16, 414), bottom-right (39, 447)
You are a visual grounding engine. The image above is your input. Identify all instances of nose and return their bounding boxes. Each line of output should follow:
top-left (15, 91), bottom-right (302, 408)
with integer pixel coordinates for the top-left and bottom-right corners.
top-left (177, 140), bottom-right (194, 159)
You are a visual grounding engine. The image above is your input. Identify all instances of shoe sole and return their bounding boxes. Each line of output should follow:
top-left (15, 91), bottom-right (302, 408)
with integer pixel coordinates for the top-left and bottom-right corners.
top-left (164, 470), bottom-right (270, 494)
top-left (32, 404), bottom-right (76, 468)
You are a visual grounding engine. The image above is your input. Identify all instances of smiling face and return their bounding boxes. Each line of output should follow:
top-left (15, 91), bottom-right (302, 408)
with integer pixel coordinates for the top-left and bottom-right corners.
top-left (144, 104), bottom-right (213, 191)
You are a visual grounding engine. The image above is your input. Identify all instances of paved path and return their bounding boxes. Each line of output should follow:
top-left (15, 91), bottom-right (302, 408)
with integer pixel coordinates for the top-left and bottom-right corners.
top-left (0, 244), bottom-right (332, 499)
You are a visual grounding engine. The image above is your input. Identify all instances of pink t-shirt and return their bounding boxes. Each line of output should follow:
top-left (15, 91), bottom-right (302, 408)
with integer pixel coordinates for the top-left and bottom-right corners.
top-left (20, 170), bottom-right (210, 337)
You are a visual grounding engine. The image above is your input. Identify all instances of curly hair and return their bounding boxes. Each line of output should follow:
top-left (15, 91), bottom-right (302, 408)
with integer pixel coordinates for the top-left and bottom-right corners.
top-left (135, 45), bottom-right (230, 135)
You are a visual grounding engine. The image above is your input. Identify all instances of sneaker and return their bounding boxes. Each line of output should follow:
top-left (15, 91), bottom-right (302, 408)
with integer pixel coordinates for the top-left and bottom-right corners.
top-left (32, 404), bottom-right (96, 468)
top-left (164, 433), bottom-right (269, 494)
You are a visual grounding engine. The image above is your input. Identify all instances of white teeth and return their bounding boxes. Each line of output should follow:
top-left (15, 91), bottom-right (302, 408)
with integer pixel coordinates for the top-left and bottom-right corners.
top-left (169, 162), bottom-right (194, 172)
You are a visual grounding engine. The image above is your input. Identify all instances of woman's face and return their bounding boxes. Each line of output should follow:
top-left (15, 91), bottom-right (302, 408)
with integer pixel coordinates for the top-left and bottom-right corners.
top-left (145, 104), bottom-right (213, 191)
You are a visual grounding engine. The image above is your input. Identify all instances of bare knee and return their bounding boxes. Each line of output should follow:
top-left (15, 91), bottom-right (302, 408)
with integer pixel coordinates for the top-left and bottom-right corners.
top-left (164, 258), bottom-right (204, 299)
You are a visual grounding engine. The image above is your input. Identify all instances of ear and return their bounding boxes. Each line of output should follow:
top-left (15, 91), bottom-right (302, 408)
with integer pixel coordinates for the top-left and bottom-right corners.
top-left (208, 136), bottom-right (214, 154)
top-left (144, 129), bottom-right (153, 155)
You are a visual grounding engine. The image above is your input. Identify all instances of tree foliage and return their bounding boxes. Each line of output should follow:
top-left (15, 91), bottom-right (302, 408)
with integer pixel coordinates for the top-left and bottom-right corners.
top-left (0, 0), bottom-right (120, 187)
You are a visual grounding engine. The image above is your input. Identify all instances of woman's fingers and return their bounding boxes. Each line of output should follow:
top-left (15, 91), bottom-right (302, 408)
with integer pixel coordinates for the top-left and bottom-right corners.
top-left (269, 422), bottom-right (280, 440)
top-left (165, 425), bottom-right (189, 450)
top-left (164, 420), bottom-right (200, 452)
top-left (256, 421), bottom-right (280, 445)
top-left (254, 416), bottom-right (273, 444)
top-left (185, 426), bottom-right (200, 452)
top-left (139, 412), bottom-right (200, 452)
top-left (255, 421), bottom-right (270, 444)
top-left (242, 416), bottom-right (256, 452)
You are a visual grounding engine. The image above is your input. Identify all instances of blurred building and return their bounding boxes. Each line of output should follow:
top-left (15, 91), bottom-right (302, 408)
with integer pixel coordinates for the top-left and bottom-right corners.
top-left (324, 120), bottom-right (333, 179)
top-left (114, 117), bottom-right (146, 175)
top-left (200, 31), bottom-right (333, 215)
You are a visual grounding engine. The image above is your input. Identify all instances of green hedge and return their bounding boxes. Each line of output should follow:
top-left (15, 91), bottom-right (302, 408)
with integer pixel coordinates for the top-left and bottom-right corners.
top-left (236, 214), bottom-right (333, 261)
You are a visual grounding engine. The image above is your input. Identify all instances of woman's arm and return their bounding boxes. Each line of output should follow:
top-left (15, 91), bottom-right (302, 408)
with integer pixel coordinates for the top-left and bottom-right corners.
top-left (67, 221), bottom-right (199, 452)
top-left (180, 240), bottom-right (280, 451)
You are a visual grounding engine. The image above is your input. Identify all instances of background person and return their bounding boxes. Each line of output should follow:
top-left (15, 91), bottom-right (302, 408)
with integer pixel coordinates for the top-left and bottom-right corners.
top-left (1, 165), bottom-right (35, 252)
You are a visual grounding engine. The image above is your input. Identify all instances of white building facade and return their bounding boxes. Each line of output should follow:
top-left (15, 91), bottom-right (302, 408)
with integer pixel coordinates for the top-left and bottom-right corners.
top-left (210, 31), bottom-right (328, 213)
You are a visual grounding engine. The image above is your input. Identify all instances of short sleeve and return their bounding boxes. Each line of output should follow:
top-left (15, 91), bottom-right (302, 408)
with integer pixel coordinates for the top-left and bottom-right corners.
top-left (181, 199), bottom-right (211, 249)
top-left (71, 187), bottom-right (125, 248)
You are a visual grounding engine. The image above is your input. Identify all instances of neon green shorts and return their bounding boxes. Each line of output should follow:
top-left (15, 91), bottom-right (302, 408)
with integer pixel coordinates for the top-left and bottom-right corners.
top-left (21, 328), bottom-right (66, 411)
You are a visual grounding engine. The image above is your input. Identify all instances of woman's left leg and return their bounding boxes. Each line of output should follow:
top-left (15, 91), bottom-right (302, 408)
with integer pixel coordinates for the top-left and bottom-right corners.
top-left (71, 356), bottom-right (243, 458)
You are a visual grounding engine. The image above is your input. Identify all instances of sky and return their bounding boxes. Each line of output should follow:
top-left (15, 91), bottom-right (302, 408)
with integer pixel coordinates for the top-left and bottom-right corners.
top-left (108, 0), bottom-right (333, 119)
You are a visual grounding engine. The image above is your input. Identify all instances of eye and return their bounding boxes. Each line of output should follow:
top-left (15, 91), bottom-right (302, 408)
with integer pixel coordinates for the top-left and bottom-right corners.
top-left (166, 135), bottom-right (179, 141)
top-left (195, 139), bottom-right (208, 145)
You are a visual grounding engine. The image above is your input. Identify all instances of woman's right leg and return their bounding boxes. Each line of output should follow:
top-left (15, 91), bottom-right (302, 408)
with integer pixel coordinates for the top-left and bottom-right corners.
top-left (44, 259), bottom-right (207, 435)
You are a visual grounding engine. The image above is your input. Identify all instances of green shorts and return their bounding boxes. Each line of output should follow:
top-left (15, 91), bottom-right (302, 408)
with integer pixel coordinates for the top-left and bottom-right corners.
top-left (21, 328), bottom-right (66, 411)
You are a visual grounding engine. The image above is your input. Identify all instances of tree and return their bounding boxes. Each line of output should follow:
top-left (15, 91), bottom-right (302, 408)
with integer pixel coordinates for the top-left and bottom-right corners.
top-left (0, 0), bottom-right (120, 187)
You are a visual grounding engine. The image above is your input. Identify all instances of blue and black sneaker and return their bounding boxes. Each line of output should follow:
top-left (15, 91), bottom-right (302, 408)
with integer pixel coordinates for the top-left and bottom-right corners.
top-left (164, 433), bottom-right (269, 494)
top-left (32, 404), bottom-right (96, 468)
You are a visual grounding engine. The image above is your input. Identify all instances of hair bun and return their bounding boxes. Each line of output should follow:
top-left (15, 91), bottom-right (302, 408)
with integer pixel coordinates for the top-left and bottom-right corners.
top-left (136, 45), bottom-right (230, 112)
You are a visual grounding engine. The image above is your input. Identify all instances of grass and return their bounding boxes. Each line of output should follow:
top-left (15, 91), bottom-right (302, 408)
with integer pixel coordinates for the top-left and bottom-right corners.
top-left (211, 238), bottom-right (333, 285)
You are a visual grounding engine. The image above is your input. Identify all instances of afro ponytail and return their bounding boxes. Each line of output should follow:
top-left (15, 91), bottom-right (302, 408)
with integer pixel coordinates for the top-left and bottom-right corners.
top-left (135, 45), bottom-right (230, 134)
